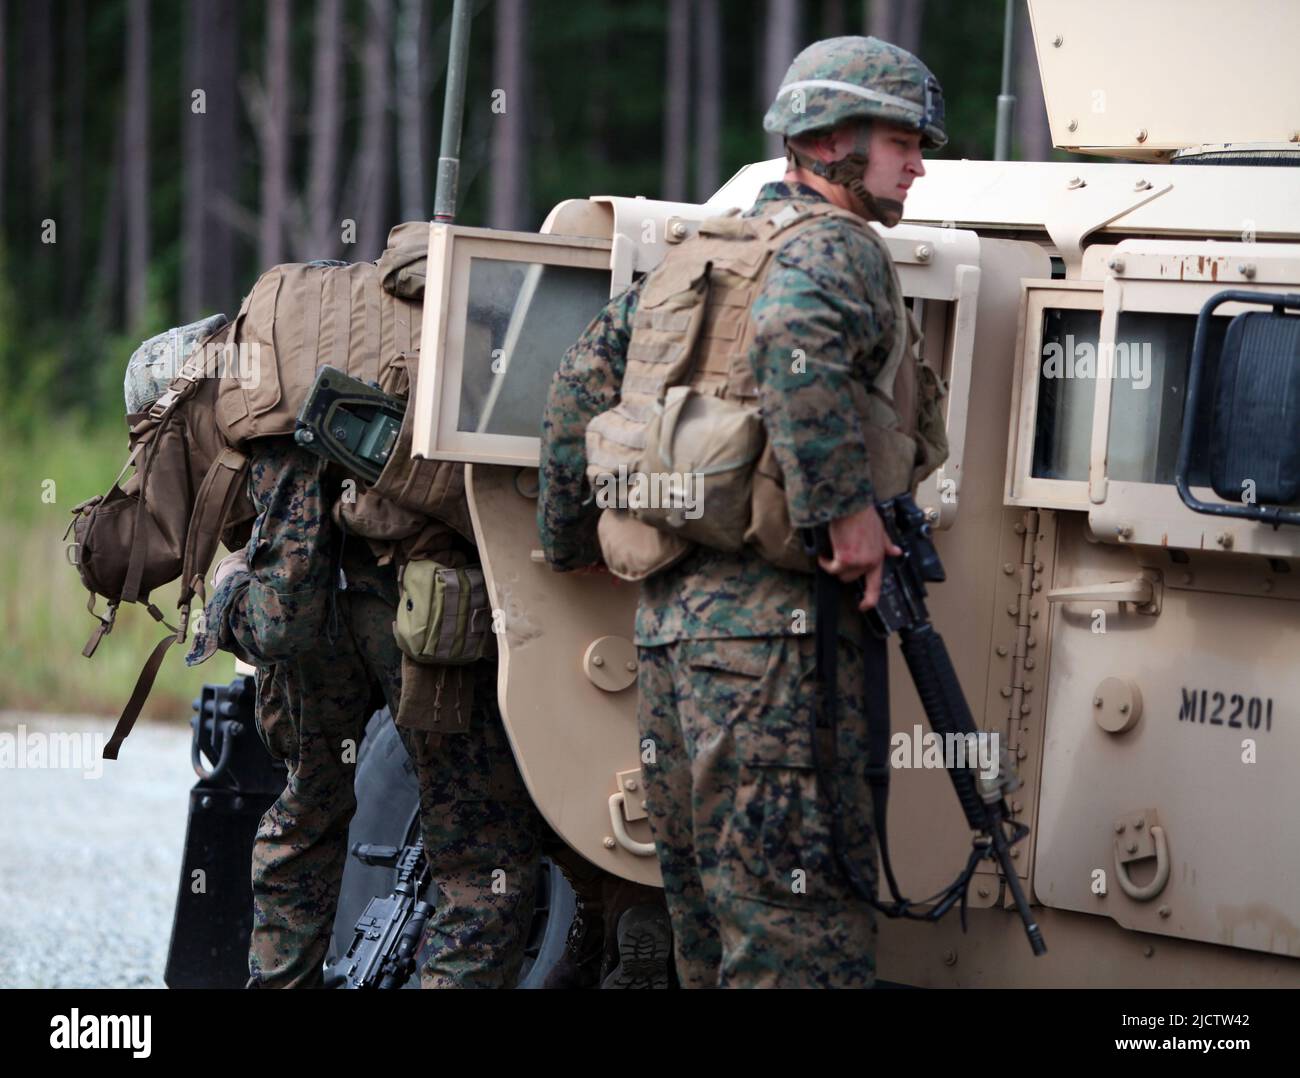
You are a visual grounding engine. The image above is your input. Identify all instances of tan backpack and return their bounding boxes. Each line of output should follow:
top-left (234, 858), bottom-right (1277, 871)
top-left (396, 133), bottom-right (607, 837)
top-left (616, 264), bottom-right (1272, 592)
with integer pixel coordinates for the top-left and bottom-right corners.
top-left (585, 198), bottom-right (948, 582)
top-left (69, 223), bottom-right (475, 756)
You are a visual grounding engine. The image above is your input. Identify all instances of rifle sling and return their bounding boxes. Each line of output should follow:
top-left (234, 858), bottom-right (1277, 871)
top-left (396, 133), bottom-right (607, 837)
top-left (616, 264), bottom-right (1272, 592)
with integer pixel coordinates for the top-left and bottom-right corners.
top-left (812, 549), bottom-right (906, 908)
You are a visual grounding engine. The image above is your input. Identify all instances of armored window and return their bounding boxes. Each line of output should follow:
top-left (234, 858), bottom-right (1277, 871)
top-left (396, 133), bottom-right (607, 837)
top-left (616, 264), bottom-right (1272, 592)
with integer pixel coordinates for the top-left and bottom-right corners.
top-left (412, 226), bottom-right (614, 466)
top-left (1008, 282), bottom-right (1102, 509)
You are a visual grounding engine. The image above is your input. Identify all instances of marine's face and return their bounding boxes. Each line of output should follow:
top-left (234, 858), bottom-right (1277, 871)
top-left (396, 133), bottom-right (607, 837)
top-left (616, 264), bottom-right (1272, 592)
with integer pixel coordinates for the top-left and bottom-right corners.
top-left (862, 123), bottom-right (926, 206)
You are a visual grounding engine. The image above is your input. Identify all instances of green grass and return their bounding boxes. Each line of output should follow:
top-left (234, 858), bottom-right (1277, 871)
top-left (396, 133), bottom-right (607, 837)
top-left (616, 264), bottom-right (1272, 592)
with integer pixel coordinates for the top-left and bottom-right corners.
top-left (0, 416), bottom-right (233, 722)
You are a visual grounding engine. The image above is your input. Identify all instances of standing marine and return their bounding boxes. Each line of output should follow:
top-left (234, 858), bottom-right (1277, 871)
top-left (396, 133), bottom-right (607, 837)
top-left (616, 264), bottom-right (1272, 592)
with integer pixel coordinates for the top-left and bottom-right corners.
top-left (538, 36), bottom-right (949, 987)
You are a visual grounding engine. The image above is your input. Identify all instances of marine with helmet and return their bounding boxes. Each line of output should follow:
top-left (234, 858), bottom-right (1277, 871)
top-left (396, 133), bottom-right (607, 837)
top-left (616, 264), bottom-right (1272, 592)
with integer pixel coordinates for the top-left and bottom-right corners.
top-left (537, 35), bottom-right (949, 987)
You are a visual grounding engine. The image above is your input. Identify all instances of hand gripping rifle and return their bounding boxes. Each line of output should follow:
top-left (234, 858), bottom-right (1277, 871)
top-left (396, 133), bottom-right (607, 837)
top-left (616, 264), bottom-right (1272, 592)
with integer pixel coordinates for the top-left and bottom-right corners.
top-left (330, 841), bottom-right (434, 989)
top-left (805, 493), bottom-right (1046, 956)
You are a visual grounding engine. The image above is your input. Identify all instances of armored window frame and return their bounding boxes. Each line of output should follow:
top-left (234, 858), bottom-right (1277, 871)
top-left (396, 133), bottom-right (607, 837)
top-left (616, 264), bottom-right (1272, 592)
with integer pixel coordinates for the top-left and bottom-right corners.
top-left (411, 224), bottom-right (614, 467)
top-left (1006, 280), bottom-right (1103, 511)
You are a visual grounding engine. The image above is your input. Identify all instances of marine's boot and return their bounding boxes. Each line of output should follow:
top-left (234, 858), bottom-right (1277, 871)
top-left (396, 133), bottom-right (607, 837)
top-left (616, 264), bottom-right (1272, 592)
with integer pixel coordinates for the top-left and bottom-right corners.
top-left (601, 902), bottom-right (673, 990)
top-left (538, 893), bottom-right (606, 989)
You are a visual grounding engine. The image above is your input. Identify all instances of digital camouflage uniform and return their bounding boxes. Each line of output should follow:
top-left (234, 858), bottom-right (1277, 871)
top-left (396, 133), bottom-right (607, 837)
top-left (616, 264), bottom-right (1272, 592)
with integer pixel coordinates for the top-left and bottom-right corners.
top-left (188, 436), bottom-right (545, 988)
top-left (539, 179), bottom-right (903, 988)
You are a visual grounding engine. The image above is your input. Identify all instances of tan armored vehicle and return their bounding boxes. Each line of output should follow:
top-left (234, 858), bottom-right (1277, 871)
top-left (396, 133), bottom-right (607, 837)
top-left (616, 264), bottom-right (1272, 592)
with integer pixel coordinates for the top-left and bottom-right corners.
top-left (403, 0), bottom-right (1300, 986)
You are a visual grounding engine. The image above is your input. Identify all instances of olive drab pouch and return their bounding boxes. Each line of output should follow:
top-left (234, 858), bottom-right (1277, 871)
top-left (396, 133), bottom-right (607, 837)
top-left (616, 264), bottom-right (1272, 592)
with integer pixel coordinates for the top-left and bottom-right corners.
top-left (394, 560), bottom-right (492, 665)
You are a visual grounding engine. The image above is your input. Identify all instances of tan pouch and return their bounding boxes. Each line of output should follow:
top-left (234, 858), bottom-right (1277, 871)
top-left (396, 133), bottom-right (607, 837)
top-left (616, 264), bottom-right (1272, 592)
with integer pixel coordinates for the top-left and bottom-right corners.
top-left (394, 560), bottom-right (492, 665)
top-left (595, 509), bottom-right (692, 583)
top-left (743, 441), bottom-right (815, 573)
top-left (634, 385), bottom-right (765, 551)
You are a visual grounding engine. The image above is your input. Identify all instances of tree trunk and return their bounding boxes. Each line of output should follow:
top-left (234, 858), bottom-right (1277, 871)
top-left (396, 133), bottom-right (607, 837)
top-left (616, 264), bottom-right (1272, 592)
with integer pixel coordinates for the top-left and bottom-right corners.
top-left (61, 0), bottom-right (86, 312)
top-left (124, 0), bottom-right (149, 329)
top-left (259, 0), bottom-right (291, 266)
top-left (305, 0), bottom-right (343, 260)
top-left (25, 0), bottom-right (54, 216)
top-left (822, 0), bottom-right (846, 38)
top-left (396, 0), bottom-right (426, 223)
top-left (182, 0), bottom-right (240, 320)
top-left (0, 0), bottom-right (7, 223)
top-left (660, 0), bottom-right (690, 203)
top-left (896, 0), bottom-right (925, 54)
top-left (356, 0), bottom-right (394, 260)
top-left (693, 0), bottom-right (721, 202)
top-left (1014, 0), bottom-right (1053, 161)
top-left (762, 0), bottom-right (802, 159)
top-left (91, 124), bottom-right (125, 329)
top-left (489, 0), bottom-right (529, 231)
top-left (871, 0), bottom-right (926, 53)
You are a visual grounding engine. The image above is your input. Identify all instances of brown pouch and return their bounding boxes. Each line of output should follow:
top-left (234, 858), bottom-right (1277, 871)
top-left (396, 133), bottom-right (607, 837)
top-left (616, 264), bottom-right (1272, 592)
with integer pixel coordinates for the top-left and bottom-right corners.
top-left (333, 488), bottom-right (427, 542)
top-left (70, 485), bottom-right (183, 603)
top-left (395, 656), bottom-right (473, 734)
top-left (377, 220), bottom-right (429, 300)
top-left (370, 353), bottom-right (475, 541)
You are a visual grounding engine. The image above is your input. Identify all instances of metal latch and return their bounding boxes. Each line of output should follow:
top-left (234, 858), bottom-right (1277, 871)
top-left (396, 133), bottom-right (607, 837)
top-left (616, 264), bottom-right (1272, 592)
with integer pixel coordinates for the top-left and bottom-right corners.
top-left (1047, 569), bottom-right (1162, 614)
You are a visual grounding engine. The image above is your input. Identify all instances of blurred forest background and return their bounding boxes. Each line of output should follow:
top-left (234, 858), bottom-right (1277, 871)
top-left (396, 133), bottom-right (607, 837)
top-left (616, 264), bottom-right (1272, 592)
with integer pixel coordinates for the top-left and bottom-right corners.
top-left (0, 0), bottom-right (1059, 718)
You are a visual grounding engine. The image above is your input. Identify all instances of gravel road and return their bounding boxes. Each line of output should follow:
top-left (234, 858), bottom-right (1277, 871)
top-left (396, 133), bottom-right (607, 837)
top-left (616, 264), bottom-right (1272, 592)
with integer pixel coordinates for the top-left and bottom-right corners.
top-left (0, 712), bottom-right (195, 988)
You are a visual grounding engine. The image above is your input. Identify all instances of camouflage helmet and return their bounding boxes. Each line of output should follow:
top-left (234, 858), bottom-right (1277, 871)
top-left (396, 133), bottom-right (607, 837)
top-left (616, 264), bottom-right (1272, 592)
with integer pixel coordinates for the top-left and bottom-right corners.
top-left (123, 313), bottom-right (228, 415)
top-left (763, 36), bottom-right (947, 150)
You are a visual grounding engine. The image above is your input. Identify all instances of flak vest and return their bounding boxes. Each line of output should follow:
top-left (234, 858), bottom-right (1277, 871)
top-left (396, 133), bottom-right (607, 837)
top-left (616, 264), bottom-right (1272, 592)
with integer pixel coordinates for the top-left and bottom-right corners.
top-left (585, 198), bottom-right (948, 582)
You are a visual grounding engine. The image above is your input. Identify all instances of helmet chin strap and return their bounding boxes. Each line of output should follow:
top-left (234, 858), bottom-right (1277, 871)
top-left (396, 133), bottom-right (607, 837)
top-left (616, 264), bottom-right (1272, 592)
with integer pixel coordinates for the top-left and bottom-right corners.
top-left (787, 122), bottom-right (905, 228)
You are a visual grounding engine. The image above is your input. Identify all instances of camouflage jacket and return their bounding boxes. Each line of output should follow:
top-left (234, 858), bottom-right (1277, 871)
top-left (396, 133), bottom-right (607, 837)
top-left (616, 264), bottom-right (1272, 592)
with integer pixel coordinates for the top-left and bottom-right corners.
top-left (187, 437), bottom-right (396, 668)
top-left (538, 180), bottom-right (897, 645)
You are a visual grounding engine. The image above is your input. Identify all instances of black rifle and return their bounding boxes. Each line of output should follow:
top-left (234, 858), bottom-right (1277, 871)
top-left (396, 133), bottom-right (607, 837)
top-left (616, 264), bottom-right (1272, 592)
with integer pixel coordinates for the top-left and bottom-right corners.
top-left (805, 493), bottom-right (1046, 956)
top-left (331, 841), bottom-right (434, 989)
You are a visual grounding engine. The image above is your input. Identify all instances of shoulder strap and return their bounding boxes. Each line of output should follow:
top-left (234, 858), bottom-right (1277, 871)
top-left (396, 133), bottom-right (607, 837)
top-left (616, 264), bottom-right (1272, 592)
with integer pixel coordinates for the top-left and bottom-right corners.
top-left (104, 446), bottom-right (248, 761)
top-left (179, 446), bottom-right (249, 613)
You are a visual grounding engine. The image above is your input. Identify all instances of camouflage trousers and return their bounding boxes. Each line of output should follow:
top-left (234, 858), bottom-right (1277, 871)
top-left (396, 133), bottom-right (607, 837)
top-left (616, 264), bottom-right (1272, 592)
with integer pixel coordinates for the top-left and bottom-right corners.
top-left (637, 634), bottom-right (879, 988)
top-left (250, 588), bottom-right (544, 988)
top-left (398, 667), bottom-right (547, 989)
